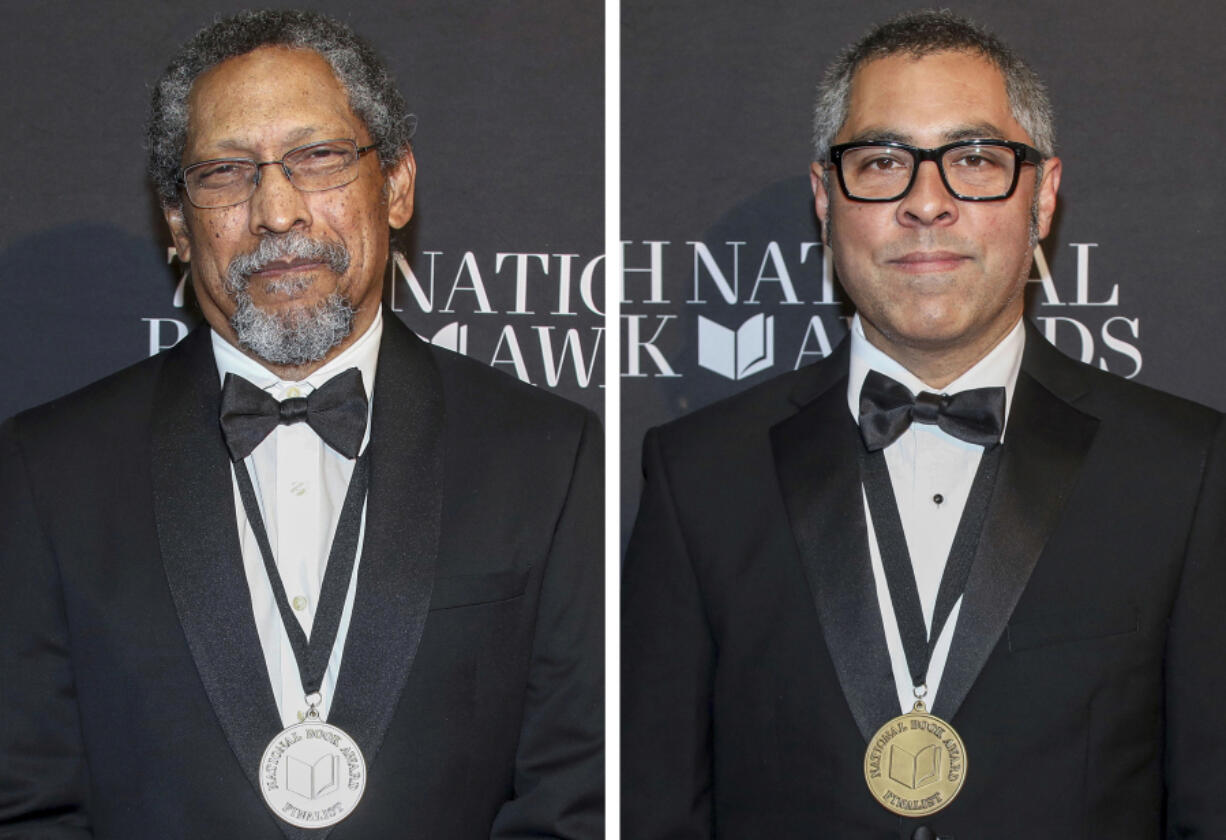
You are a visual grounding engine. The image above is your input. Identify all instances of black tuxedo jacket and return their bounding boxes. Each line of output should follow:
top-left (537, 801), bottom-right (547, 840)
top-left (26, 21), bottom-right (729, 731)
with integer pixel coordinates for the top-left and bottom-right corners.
top-left (623, 328), bottom-right (1226, 839)
top-left (0, 313), bottom-right (602, 839)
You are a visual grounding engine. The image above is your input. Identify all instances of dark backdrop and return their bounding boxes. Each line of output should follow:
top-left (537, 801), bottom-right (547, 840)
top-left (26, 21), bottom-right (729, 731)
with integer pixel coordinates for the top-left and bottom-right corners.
top-left (621, 0), bottom-right (1226, 530)
top-left (0, 1), bottom-right (604, 423)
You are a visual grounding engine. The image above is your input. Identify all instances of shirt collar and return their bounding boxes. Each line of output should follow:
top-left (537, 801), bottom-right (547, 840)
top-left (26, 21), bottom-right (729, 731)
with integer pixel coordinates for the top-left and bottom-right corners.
top-left (211, 308), bottom-right (382, 404)
top-left (846, 313), bottom-right (1025, 440)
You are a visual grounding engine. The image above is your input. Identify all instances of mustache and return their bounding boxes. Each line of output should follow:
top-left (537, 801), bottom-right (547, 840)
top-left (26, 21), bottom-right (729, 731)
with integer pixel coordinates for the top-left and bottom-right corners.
top-left (876, 234), bottom-right (980, 263)
top-left (225, 232), bottom-right (350, 292)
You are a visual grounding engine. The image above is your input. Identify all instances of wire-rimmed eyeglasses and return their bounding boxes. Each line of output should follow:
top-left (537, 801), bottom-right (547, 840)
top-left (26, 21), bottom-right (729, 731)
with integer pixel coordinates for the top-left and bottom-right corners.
top-left (177, 138), bottom-right (377, 209)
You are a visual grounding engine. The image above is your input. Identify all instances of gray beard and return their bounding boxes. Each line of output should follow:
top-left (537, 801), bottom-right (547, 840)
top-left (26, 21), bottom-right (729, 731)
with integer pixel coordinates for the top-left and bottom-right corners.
top-left (229, 291), bottom-right (357, 367)
top-left (224, 232), bottom-right (355, 367)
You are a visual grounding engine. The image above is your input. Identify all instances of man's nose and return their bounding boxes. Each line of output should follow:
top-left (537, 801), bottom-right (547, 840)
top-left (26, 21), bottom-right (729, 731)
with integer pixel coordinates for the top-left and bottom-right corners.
top-left (247, 162), bottom-right (312, 235)
top-left (896, 159), bottom-right (958, 228)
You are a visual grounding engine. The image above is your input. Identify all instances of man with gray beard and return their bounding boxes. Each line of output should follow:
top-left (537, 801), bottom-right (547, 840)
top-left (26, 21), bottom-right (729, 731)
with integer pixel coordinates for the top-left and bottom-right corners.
top-left (0, 10), bottom-right (602, 840)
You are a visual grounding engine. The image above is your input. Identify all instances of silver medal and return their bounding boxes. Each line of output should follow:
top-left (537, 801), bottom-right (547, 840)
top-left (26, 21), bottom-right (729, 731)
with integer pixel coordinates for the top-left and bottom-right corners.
top-left (260, 706), bottom-right (366, 829)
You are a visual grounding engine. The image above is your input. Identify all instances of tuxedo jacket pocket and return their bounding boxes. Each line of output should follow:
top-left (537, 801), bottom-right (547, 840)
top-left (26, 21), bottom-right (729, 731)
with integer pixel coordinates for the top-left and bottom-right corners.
top-left (429, 567), bottom-right (531, 611)
top-left (1007, 604), bottom-right (1138, 653)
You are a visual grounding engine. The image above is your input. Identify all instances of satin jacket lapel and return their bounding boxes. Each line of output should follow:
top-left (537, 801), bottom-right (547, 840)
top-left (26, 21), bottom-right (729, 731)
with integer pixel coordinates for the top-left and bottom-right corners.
top-left (327, 313), bottom-right (443, 772)
top-left (771, 344), bottom-right (899, 742)
top-left (151, 328), bottom-right (285, 806)
top-left (932, 329), bottom-right (1099, 722)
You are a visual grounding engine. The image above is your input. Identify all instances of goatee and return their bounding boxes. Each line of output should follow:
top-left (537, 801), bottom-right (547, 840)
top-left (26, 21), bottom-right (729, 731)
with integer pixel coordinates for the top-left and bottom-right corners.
top-left (225, 231), bottom-right (354, 367)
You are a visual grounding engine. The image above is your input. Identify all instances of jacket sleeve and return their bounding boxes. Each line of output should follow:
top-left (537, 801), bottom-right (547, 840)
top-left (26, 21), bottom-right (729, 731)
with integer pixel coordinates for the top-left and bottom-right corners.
top-left (621, 427), bottom-right (715, 840)
top-left (0, 417), bottom-right (92, 837)
top-left (1164, 413), bottom-right (1226, 837)
top-left (489, 410), bottom-right (604, 840)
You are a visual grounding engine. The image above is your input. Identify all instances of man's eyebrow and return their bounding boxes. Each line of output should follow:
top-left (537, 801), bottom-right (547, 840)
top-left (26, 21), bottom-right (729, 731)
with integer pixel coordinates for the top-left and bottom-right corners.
top-left (199, 126), bottom-right (327, 157)
top-left (844, 129), bottom-right (911, 144)
top-left (943, 123), bottom-right (1008, 142)
top-left (841, 123), bottom-right (1012, 146)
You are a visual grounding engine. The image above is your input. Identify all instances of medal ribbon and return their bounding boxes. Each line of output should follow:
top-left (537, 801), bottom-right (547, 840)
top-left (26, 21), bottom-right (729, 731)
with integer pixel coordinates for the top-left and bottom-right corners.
top-left (233, 447), bottom-right (371, 702)
top-left (858, 442), bottom-right (1001, 693)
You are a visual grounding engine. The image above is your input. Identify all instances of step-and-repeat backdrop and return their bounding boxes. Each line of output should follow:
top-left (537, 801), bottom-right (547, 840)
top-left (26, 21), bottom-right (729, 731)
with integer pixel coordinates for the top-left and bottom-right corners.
top-left (6, 3), bottom-right (1224, 535)
top-left (621, 0), bottom-right (1226, 529)
top-left (0, 1), bottom-right (603, 423)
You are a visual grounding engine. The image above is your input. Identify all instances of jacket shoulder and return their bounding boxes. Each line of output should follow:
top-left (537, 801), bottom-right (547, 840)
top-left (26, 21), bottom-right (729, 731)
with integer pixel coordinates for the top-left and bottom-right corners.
top-left (1027, 333), bottom-right (1222, 442)
top-left (6, 349), bottom-right (170, 455)
top-left (425, 343), bottom-right (600, 451)
top-left (649, 354), bottom-right (840, 458)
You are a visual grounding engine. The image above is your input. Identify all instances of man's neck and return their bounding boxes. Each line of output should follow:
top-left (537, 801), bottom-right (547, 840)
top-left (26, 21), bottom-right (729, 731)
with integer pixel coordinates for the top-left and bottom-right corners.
top-left (860, 317), bottom-right (1023, 391)
top-left (211, 306), bottom-right (381, 382)
top-left (249, 355), bottom-right (331, 382)
top-left (211, 307), bottom-right (384, 386)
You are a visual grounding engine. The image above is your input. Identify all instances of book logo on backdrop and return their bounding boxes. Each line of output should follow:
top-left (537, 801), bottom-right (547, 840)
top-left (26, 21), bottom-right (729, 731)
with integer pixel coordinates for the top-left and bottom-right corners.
top-left (144, 248), bottom-right (606, 393)
top-left (620, 239), bottom-right (1140, 383)
top-left (697, 313), bottom-right (774, 380)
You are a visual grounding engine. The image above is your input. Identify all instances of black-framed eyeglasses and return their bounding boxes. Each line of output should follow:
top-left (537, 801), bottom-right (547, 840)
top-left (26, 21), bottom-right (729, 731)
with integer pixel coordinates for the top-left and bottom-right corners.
top-left (177, 138), bottom-right (377, 209)
top-left (826, 139), bottom-right (1044, 202)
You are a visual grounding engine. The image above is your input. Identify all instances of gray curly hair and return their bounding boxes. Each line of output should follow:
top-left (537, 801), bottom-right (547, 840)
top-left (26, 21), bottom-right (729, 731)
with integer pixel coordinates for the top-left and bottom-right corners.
top-left (146, 9), bottom-right (414, 208)
top-left (812, 9), bottom-right (1054, 163)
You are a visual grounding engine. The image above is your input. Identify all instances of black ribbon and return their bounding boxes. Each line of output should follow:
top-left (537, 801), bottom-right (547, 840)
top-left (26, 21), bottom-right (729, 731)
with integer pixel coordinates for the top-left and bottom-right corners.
top-left (858, 441), bottom-right (1002, 693)
top-left (232, 447), bottom-right (371, 700)
top-left (220, 367), bottom-right (369, 462)
top-left (859, 369), bottom-right (1005, 452)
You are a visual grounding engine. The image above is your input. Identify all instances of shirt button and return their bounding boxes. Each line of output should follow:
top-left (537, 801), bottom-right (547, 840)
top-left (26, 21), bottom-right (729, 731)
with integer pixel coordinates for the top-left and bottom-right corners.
top-left (292, 595), bottom-right (309, 612)
top-left (285, 386), bottom-right (303, 398)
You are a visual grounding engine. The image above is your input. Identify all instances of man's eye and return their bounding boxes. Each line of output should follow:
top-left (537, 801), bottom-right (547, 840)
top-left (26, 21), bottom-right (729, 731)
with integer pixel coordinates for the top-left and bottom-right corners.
top-left (948, 149), bottom-right (1006, 169)
top-left (297, 146), bottom-right (349, 166)
top-left (195, 163), bottom-right (246, 184)
top-left (858, 154), bottom-right (909, 174)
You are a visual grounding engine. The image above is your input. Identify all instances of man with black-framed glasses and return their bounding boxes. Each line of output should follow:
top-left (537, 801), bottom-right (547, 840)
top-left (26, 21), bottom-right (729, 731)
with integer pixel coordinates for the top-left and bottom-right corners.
top-left (0, 10), bottom-right (602, 838)
top-left (623, 9), bottom-right (1226, 839)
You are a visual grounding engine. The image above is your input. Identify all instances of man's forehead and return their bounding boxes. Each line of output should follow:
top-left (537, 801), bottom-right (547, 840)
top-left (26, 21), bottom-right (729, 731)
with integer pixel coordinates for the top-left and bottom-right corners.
top-left (849, 48), bottom-right (1006, 90)
top-left (184, 46), bottom-right (362, 155)
top-left (190, 45), bottom-right (341, 99)
top-left (839, 50), bottom-right (1023, 144)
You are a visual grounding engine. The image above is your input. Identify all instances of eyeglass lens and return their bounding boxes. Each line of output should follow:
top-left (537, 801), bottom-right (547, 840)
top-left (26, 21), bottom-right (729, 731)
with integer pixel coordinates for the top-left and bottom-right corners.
top-left (840, 144), bottom-right (1018, 200)
top-left (183, 140), bottom-right (362, 208)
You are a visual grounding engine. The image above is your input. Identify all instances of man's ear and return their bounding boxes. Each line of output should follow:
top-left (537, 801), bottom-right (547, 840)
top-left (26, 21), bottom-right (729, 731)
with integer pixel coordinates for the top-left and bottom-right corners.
top-left (1034, 156), bottom-right (1062, 241)
top-left (163, 204), bottom-right (192, 263)
top-left (386, 149), bottom-right (416, 229)
top-left (810, 162), bottom-right (832, 245)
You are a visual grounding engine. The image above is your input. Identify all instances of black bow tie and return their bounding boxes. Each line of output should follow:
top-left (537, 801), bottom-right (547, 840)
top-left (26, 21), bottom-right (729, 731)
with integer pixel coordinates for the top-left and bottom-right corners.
top-left (219, 367), bottom-right (369, 461)
top-left (858, 369), bottom-right (1005, 452)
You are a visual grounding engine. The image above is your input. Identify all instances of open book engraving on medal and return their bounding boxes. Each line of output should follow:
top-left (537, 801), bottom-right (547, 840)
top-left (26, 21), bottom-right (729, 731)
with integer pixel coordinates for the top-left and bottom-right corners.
top-left (863, 700), bottom-right (967, 817)
top-left (261, 712), bottom-right (367, 828)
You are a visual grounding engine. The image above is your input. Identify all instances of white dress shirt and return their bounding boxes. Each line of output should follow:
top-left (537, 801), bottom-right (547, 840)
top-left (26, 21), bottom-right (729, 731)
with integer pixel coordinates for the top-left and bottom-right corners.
top-left (212, 310), bottom-right (381, 728)
top-left (846, 314), bottom-right (1024, 714)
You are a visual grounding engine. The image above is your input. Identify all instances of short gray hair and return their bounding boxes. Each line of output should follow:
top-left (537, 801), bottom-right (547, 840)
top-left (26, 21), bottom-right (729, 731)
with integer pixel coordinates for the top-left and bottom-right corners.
top-left (812, 9), bottom-right (1054, 163)
top-left (147, 9), bottom-right (414, 208)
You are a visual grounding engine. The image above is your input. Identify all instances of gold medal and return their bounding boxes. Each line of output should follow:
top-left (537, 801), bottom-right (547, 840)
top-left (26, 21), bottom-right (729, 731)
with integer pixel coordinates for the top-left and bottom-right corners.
top-left (863, 700), bottom-right (967, 817)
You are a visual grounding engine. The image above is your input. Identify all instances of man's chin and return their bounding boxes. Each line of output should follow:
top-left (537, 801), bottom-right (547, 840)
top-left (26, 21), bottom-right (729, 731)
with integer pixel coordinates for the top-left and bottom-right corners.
top-left (230, 291), bottom-right (356, 368)
top-left (246, 270), bottom-right (332, 304)
top-left (879, 311), bottom-right (1019, 358)
top-left (246, 291), bottom-right (331, 316)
